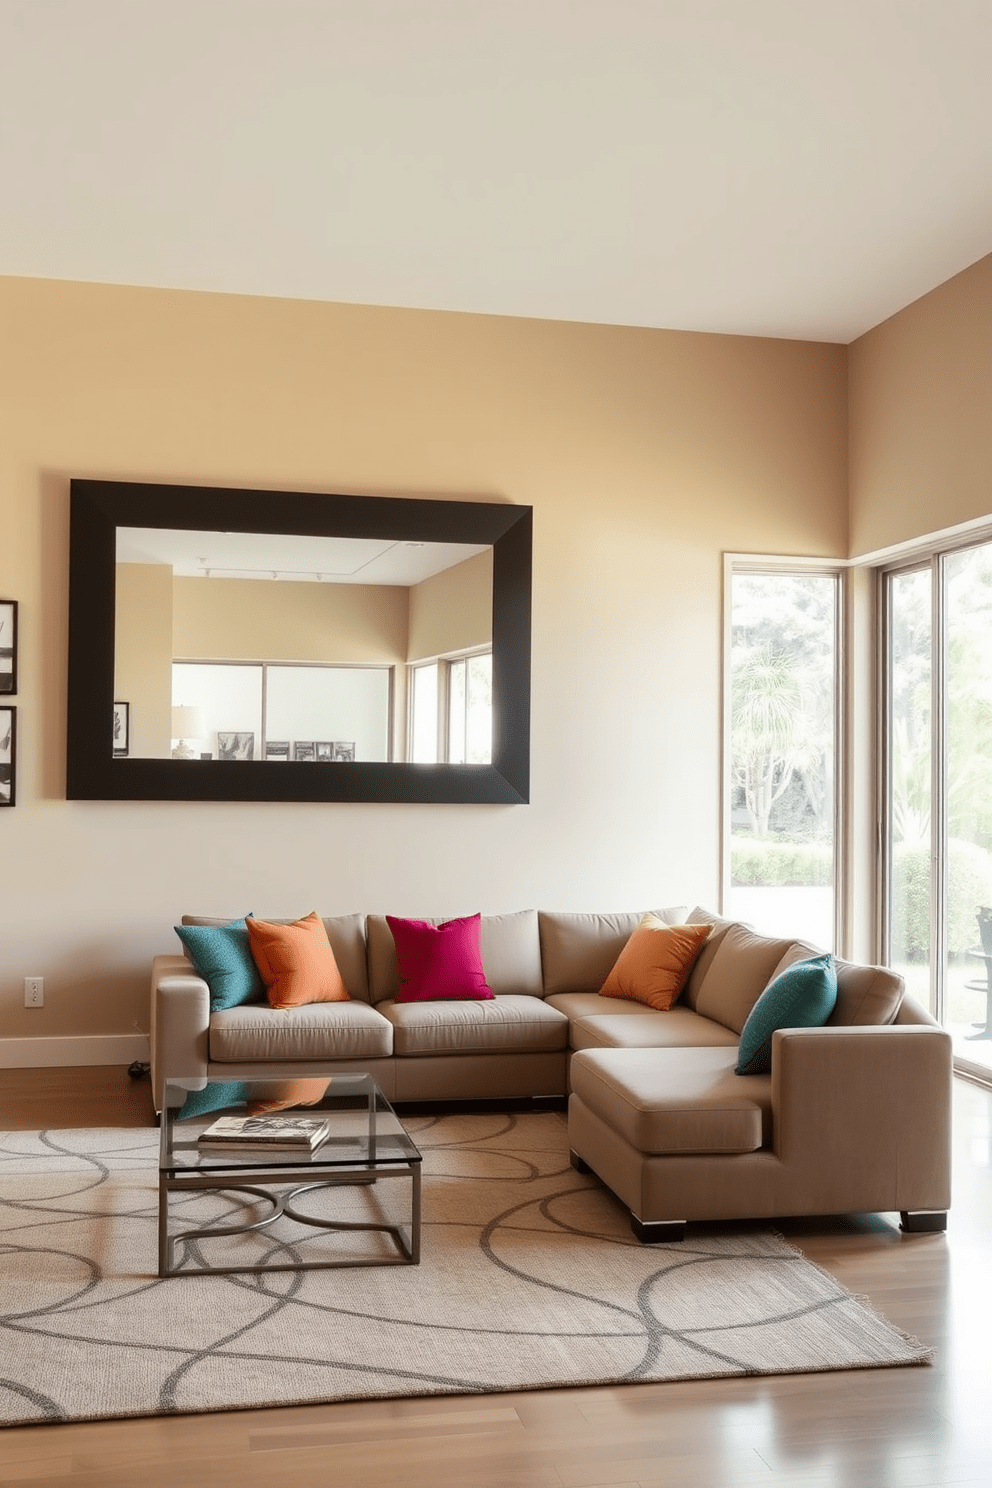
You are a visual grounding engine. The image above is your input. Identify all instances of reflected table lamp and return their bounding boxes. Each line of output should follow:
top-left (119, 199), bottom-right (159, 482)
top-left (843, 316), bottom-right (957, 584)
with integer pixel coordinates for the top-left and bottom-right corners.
top-left (171, 705), bottom-right (205, 760)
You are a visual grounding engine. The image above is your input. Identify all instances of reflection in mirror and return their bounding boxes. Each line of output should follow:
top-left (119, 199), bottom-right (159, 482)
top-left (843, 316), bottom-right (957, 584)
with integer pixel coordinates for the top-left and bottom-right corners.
top-left (114, 529), bottom-right (493, 765)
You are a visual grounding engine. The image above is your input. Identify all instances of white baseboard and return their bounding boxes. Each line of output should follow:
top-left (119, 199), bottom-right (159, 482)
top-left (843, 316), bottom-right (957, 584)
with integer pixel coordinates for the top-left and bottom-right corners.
top-left (0, 1035), bottom-right (150, 1069)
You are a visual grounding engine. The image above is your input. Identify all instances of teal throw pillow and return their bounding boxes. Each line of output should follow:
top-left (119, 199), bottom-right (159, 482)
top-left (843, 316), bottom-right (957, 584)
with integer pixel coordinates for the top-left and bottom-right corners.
top-left (174, 918), bottom-right (265, 1012)
top-left (174, 1080), bottom-right (249, 1119)
top-left (735, 953), bottom-right (838, 1076)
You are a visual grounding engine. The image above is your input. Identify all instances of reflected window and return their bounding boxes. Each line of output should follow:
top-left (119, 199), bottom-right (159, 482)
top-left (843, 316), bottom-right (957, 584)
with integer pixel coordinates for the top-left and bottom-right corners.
top-left (172, 661), bottom-right (391, 762)
top-left (411, 663), bottom-right (439, 764)
top-left (411, 650), bottom-right (492, 765)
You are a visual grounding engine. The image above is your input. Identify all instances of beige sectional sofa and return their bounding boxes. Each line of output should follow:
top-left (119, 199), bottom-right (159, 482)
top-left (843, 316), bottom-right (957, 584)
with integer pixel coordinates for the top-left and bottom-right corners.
top-left (150, 905), bottom-right (953, 1240)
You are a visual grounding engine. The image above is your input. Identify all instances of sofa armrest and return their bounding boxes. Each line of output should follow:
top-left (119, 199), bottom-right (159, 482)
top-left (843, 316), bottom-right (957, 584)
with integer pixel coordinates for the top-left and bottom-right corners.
top-left (150, 954), bottom-right (211, 1112)
top-left (771, 1023), bottom-right (952, 1213)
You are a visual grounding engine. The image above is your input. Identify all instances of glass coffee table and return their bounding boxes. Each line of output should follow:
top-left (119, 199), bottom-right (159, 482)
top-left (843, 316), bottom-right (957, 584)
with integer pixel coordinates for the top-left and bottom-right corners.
top-left (158, 1073), bottom-right (422, 1277)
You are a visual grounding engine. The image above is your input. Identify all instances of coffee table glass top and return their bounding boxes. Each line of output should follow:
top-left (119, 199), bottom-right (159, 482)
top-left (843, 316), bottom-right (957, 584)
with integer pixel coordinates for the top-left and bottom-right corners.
top-left (161, 1073), bottom-right (422, 1173)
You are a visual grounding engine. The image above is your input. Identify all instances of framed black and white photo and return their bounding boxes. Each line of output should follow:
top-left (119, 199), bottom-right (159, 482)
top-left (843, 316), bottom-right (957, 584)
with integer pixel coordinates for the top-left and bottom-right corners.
top-left (315, 741), bottom-right (334, 761)
top-left (294, 740), bottom-right (316, 762)
top-left (0, 706), bottom-right (15, 806)
top-left (332, 741), bottom-right (356, 762)
top-left (218, 731), bottom-right (255, 761)
top-left (0, 601), bottom-right (16, 695)
top-left (113, 701), bottom-right (129, 757)
top-left (264, 740), bottom-right (290, 761)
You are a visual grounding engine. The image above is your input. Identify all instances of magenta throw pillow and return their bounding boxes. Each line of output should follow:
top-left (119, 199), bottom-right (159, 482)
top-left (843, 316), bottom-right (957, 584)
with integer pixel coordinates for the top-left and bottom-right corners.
top-left (387, 914), bottom-right (495, 1002)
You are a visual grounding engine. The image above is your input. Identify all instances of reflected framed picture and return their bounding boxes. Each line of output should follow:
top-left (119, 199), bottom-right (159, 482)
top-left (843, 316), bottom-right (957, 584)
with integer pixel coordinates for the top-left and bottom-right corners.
top-left (113, 701), bottom-right (129, 757)
top-left (264, 740), bottom-right (290, 762)
top-left (294, 740), bottom-right (316, 762)
top-left (332, 741), bottom-right (356, 761)
top-left (0, 706), bottom-right (15, 806)
top-left (218, 731), bottom-right (255, 761)
top-left (0, 600), bottom-right (16, 695)
top-left (315, 741), bottom-right (334, 761)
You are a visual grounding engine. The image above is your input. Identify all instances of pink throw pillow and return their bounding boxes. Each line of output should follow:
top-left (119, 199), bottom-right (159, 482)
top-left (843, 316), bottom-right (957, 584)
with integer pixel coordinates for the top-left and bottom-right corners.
top-left (387, 914), bottom-right (495, 1002)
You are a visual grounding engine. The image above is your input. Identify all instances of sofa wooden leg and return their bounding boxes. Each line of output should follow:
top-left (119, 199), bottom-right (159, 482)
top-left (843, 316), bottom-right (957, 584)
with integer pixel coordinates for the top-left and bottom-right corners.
top-left (899, 1210), bottom-right (948, 1233)
top-left (569, 1149), bottom-right (592, 1174)
top-left (632, 1216), bottom-right (687, 1244)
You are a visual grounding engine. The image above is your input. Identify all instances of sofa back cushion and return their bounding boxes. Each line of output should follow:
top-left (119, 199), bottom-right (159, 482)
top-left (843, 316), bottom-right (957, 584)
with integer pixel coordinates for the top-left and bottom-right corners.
top-left (768, 941), bottom-right (905, 1026)
top-left (366, 909), bottom-right (543, 1003)
top-left (538, 908), bottom-right (688, 996)
top-left (690, 920), bottom-right (797, 1034)
top-left (680, 908), bottom-right (739, 1010)
top-left (181, 912), bottom-right (371, 1002)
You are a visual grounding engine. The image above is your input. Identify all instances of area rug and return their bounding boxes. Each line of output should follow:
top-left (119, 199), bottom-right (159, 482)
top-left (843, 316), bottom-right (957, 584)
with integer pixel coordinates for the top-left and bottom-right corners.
top-left (0, 1112), bottom-right (929, 1426)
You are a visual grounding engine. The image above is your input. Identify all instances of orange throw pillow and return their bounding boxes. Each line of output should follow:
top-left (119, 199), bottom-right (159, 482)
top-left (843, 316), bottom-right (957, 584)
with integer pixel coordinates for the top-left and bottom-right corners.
top-left (599, 916), bottom-right (712, 1011)
top-left (246, 912), bottom-right (350, 1009)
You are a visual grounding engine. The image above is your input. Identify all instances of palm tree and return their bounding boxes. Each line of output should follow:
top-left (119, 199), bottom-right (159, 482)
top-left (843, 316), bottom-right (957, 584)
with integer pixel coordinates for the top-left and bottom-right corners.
top-left (732, 644), bottom-right (824, 838)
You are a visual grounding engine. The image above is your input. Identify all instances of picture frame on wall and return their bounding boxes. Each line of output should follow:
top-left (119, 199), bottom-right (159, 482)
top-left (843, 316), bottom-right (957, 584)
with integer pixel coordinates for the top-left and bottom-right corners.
top-left (293, 741), bottom-right (316, 762)
top-left (315, 741), bottom-right (334, 761)
top-left (113, 701), bottom-right (129, 757)
top-left (264, 740), bottom-right (290, 761)
top-left (0, 706), bottom-right (15, 806)
top-left (332, 741), bottom-right (356, 761)
top-left (218, 731), bottom-right (255, 761)
top-left (0, 600), bottom-right (17, 695)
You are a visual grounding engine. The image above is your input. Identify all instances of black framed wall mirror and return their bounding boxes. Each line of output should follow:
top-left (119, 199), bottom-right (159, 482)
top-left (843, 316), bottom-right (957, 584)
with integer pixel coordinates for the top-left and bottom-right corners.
top-left (67, 480), bottom-right (531, 804)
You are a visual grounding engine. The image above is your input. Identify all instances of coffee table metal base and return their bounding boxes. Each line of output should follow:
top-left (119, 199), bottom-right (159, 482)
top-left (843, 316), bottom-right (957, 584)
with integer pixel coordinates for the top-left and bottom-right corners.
top-left (158, 1162), bottom-right (421, 1277)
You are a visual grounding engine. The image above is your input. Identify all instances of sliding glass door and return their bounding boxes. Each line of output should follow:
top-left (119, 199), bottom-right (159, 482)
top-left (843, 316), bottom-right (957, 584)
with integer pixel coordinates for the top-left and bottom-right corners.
top-left (884, 540), bottom-right (992, 1078)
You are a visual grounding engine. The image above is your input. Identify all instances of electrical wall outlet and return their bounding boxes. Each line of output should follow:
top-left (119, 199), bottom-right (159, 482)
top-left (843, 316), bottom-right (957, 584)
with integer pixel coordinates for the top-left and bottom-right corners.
top-left (24, 977), bottom-right (44, 1008)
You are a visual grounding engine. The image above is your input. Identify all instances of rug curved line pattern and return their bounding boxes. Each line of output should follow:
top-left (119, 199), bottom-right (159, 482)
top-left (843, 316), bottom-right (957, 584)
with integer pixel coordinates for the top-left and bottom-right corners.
top-left (0, 1112), bottom-right (930, 1426)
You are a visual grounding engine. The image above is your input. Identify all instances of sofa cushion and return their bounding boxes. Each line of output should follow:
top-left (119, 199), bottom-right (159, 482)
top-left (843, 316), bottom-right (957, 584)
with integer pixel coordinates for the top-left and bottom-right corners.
top-left (387, 913), bottom-right (494, 1002)
top-left (570, 1047), bottom-right (771, 1155)
top-left (174, 917), bottom-right (264, 1011)
top-left (681, 907), bottom-right (738, 1010)
top-left (183, 912), bottom-right (371, 1002)
top-left (829, 960), bottom-right (904, 1026)
top-left (600, 917), bottom-right (712, 1011)
top-left (367, 910), bottom-right (543, 1003)
top-left (208, 1001), bottom-right (393, 1062)
top-left (689, 920), bottom-right (799, 1034)
top-left (545, 991), bottom-right (660, 1024)
top-left (736, 953), bottom-right (838, 1075)
top-left (538, 908), bottom-right (689, 996)
top-left (570, 1007), bottom-right (739, 1052)
top-left (247, 912), bottom-right (351, 1009)
top-left (378, 995), bottom-right (569, 1057)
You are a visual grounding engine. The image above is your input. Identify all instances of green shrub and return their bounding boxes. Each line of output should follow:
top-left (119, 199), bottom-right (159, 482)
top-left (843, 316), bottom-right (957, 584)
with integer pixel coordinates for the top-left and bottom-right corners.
top-left (731, 838), bottom-right (833, 887)
top-left (891, 839), bottom-right (992, 961)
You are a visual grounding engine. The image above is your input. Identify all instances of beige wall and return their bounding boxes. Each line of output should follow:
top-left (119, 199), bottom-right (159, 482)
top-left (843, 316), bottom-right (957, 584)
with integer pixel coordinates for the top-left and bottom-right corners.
top-left (114, 563), bottom-right (173, 758)
top-left (172, 574), bottom-right (409, 664)
top-left (849, 251), bottom-right (992, 556)
top-left (408, 550), bottom-right (493, 662)
top-left (0, 274), bottom-right (847, 1049)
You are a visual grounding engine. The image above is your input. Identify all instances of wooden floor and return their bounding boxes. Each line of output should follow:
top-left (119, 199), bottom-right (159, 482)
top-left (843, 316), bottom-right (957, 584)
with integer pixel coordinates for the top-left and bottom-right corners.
top-left (1, 1067), bottom-right (990, 1487)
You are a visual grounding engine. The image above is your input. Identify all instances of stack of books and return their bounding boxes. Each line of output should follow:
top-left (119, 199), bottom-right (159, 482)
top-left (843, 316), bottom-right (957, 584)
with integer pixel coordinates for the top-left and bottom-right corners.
top-left (196, 1114), bottom-right (331, 1151)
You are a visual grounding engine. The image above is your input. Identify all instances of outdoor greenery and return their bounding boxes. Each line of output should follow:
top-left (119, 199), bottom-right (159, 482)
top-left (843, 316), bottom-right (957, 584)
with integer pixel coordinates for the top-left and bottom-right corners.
top-left (730, 574), bottom-right (834, 853)
top-left (731, 838), bottom-right (833, 887)
top-left (892, 839), bottom-right (992, 961)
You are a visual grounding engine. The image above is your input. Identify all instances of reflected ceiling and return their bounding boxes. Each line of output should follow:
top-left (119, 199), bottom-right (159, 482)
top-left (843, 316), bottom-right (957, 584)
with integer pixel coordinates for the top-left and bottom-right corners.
top-left (116, 528), bottom-right (491, 585)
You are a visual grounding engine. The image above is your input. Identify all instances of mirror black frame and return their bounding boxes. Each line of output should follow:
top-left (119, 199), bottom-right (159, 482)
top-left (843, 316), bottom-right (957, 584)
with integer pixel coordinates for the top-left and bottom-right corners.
top-left (67, 480), bottom-right (531, 804)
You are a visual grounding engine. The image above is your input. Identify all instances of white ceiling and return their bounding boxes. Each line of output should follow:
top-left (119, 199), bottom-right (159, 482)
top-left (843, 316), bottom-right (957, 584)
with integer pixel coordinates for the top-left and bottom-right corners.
top-left (3, 1), bottom-right (992, 343)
